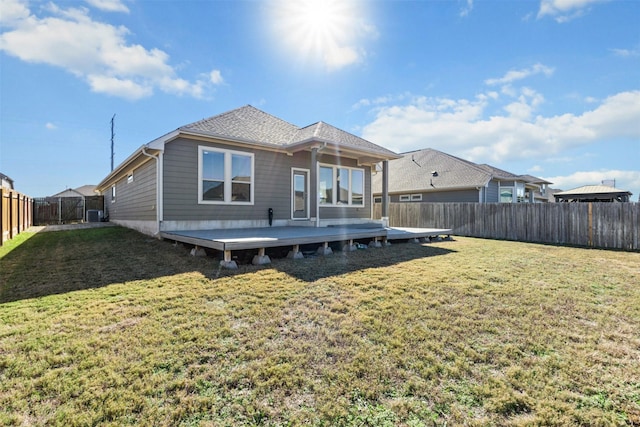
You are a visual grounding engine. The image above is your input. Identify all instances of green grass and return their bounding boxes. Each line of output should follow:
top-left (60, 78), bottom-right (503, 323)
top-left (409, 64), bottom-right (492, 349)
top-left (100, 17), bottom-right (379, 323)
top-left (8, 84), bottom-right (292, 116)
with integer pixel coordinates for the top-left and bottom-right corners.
top-left (1, 226), bottom-right (639, 426)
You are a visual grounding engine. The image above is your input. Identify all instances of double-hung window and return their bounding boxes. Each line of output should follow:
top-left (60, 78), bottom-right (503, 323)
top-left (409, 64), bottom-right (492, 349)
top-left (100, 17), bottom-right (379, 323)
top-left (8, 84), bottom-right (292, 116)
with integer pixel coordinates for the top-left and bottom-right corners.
top-left (199, 146), bottom-right (254, 204)
top-left (319, 165), bottom-right (364, 207)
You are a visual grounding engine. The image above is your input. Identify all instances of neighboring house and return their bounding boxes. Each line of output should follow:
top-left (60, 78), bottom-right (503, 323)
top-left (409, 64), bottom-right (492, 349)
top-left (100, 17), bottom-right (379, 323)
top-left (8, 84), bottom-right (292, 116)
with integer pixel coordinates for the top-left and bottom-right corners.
top-left (96, 105), bottom-right (399, 236)
top-left (372, 148), bottom-right (551, 204)
top-left (1, 173), bottom-right (14, 190)
top-left (554, 185), bottom-right (633, 202)
top-left (51, 185), bottom-right (97, 198)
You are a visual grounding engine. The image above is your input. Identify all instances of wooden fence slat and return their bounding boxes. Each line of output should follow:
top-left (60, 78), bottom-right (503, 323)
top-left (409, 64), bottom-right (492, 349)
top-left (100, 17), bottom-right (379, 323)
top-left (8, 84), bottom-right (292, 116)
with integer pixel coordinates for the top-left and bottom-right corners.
top-left (374, 201), bottom-right (639, 251)
top-left (1, 189), bottom-right (33, 246)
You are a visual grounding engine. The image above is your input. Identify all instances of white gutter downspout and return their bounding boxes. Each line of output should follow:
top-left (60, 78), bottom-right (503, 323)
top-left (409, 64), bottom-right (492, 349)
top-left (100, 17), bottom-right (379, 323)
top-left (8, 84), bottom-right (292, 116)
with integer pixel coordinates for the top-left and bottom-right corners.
top-left (142, 147), bottom-right (163, 236)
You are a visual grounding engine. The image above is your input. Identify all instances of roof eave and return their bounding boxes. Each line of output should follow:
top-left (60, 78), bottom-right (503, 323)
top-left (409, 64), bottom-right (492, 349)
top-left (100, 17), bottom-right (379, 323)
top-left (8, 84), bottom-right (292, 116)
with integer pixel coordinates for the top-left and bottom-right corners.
top-left (96, 147), bottom-right (162, 192)
top-left (176, 129), bottom-right (291, 153)
top-left (286, 138), bottom-right (401, 162)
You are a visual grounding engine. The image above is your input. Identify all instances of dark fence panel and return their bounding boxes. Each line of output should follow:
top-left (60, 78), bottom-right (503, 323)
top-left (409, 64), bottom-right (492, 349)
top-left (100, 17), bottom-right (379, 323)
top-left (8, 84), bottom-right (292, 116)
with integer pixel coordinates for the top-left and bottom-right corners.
top-left (33, 196), bottom-right (104, 226)
top-left (374, 202), bottom-right (639, 251)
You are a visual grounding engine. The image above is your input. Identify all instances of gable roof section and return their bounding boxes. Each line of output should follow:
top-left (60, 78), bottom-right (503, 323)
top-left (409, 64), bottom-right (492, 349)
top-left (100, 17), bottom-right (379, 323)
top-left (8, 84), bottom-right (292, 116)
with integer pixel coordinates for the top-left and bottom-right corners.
top-left (180, 105), bottom-right (299, 146)
top-left (176, 106), bottom-right (398, 160)
top-left (294, 122), bottom-right (397, 156)
top-left (372, 148), bottom-right (493, 194)
top-left (51, 185), bottom-right (97, 198)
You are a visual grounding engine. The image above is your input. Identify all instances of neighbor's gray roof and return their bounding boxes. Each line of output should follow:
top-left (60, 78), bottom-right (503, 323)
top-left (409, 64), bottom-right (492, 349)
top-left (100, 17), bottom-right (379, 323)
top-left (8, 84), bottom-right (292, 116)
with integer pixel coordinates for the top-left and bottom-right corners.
top-left (180, 105), bottom-right (397, 157)
top-left (372, 148), bottom-right (553, 194)
top-left (477, 165), bottom-right (551, 185)
top-left (372, 148), bottom-right (493, 194)
top-left (554, 185), bottom-right (632, 196)
top-left (51, 185), bottom-right (97, 198)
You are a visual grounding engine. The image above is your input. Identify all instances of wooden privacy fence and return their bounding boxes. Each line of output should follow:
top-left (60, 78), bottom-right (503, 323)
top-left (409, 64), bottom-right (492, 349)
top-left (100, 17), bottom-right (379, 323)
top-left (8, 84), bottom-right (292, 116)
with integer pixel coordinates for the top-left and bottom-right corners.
top-left (374, 202), bottom-right (639, 251)
top-left (1, 189), bottom-right (33, 246)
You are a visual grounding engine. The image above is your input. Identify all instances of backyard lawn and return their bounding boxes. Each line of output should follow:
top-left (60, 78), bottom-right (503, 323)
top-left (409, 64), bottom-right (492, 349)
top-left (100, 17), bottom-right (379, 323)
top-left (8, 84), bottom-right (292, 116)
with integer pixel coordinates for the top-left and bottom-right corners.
top-left (1, 226), bottom-right (639, 426)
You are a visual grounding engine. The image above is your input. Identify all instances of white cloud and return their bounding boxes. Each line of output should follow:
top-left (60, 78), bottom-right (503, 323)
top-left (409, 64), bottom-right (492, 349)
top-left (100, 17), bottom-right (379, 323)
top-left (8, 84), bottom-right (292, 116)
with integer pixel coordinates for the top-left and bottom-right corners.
top-left (537, 0), bottom-right (609, 22)
top-left (85, 0), bottom-right (129, 13)
top-left (0, 1), bottom-right (220, 100)
top-left (485, 63), bottom-right (554, 86)
top-left (611, 47), bottom-right (640, 58)
top-left (209, 69), bottom-right (224, 85)
top-left (0, 0), bottom-right (31, 27)
top-left (528, 165), bottom-right (543, 173)
top-left (87, 75), bottom-right (153, 100)
top-left (543, 170), bottom-right (640, 196)
top-left (459, 0), bottom-right (473, 17)
top-left (361, 90), bottom-right (640, 163)
top-left (45, 122), bottom-right (57, 130)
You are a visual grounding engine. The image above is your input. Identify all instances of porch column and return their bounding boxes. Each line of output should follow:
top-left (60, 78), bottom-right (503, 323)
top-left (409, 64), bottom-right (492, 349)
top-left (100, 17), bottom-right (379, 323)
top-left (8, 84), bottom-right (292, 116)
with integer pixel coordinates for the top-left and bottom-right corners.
top-left (311, 147), bottom-right (319, 227)
top-left (381, 160), bottom-right (389, 227)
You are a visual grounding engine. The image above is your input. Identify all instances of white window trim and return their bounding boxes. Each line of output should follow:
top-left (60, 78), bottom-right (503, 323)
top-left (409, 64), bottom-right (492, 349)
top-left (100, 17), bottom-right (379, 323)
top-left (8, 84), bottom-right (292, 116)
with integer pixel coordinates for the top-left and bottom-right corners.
top-left (127, 173), bottom-right (134, 184)
top-left (411, 194), bottom-right (422, 201)
top-left (318, 163), bottom-right (365, 207)
top-left (198, 146), bottom-right (255, 205)
top-left (111, 185), bottom-right (116, 203)
top-left (399, 194), bottom-right (410, 202)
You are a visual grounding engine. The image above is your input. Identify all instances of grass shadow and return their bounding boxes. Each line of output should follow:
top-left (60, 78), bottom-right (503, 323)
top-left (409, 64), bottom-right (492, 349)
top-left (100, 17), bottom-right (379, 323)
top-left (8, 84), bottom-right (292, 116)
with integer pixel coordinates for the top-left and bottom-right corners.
top-left (264, 240), bottom-right (457, 283)
top-left (1, 226), bottom-right (457, 303)
top-left (0, 227), bottom-right (215, 303)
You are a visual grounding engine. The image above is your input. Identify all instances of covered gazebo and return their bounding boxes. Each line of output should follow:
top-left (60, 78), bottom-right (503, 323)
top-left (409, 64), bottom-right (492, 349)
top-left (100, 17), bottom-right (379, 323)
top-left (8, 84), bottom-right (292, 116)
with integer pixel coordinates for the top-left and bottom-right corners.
top-left (554, 185), bottom-right (633, 203)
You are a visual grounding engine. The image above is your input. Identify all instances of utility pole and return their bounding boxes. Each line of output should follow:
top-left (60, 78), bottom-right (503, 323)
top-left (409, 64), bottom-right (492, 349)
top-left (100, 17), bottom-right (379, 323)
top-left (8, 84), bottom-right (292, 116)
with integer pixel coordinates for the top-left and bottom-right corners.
top-left (111, 114), bottom-right (116, 171)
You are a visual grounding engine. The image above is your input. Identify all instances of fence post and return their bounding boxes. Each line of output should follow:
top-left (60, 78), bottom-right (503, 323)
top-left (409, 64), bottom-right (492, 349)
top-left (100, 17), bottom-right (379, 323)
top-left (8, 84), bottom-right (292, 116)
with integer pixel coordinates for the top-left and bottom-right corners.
top-left (0, 189), bottom-right (4, 246)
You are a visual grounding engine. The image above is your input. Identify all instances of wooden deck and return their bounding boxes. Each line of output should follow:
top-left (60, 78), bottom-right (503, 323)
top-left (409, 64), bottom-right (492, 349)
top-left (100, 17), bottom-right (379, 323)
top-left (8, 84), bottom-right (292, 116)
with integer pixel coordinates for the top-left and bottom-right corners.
top-left (160, 225), bottom-right (452, 252)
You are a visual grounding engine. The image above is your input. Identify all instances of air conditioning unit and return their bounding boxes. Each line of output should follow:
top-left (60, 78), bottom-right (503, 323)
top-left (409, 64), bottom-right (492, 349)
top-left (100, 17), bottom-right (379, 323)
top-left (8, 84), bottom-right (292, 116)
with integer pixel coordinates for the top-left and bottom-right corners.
top-left (86, 210), bottom-right (104, 223)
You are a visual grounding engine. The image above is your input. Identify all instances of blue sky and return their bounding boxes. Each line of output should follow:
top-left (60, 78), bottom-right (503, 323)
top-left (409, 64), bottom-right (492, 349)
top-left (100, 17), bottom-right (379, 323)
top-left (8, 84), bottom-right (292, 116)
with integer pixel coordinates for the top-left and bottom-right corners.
top-left (1, 0), bottom-right (639, 199)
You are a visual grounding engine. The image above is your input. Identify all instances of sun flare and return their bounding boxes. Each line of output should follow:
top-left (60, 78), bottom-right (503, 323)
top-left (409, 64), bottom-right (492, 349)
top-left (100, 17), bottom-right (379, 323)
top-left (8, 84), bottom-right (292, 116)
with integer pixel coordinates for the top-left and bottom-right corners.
top-left (269, 0), bottom-right (374, 70)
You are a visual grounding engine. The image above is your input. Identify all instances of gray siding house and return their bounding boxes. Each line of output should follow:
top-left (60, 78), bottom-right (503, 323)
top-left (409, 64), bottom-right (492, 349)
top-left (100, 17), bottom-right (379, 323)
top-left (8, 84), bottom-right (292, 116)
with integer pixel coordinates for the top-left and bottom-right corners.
top-left (96, 106), bottom-right (399, 236)
top-left (372, 148), bottom-right (551, 204)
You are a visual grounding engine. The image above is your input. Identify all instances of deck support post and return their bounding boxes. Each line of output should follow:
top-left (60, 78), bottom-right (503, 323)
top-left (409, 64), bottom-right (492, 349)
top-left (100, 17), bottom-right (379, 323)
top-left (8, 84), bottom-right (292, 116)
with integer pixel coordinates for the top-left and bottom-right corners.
top-left (190, 245), bottom-right (207, 257)
top-left (369, 237), bottom-right (382, 248)
top-left (252, 247), bottom-right (271, 265)
top-left (317, 241), bottom-right (333, 256)
top-left (343, 239), bottom-right (357, 252)
top-left (287, 244), bottom-right (304, 259)
top-left (220, 250), bottom-right (238, 269)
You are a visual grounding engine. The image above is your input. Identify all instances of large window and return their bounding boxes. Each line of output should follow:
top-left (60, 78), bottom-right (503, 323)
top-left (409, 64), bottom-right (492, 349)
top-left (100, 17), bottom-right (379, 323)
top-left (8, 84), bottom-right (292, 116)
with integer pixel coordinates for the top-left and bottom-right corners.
top-left (319, 166), bottom-right (334, 205)
top-left (319, 164), bottom-right (365, 206)
top-left (500, 187), bottom-right (513, 203)
top-left (500, 182), bottom-right (525, 203)
top-left (199, 147), bottom-right (254, 204)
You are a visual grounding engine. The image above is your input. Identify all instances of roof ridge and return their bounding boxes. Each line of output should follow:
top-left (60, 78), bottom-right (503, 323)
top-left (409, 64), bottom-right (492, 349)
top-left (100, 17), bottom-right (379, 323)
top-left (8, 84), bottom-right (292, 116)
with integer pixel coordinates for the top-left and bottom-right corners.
top-left (411, 148), bottom-right (493, 176)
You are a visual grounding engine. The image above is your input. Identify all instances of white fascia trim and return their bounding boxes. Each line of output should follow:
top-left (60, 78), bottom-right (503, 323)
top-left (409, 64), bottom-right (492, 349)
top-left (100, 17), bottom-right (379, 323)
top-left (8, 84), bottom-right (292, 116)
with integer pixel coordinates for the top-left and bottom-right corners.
top-left (147, 129), bottom-right (180, 150)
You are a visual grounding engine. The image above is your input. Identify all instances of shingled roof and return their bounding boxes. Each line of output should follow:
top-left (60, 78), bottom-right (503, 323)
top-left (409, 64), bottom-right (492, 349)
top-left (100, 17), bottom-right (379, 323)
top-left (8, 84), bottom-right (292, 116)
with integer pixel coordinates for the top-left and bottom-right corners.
top-left (372, 148), bottom-right (493, 194)
top-left (181, 105), bottom-right (299, 146)
top-left (179, 105), bottom-right (397, 158)
top-left (372, 148), bottom-right (553, 195)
